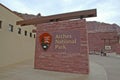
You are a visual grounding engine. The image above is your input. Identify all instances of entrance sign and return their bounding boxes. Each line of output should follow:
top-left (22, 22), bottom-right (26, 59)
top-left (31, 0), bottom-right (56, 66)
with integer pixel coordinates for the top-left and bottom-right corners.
top-left (16, 9), bottom-right (97, 74)
top-left (34, 19), bottom-right (89, 74)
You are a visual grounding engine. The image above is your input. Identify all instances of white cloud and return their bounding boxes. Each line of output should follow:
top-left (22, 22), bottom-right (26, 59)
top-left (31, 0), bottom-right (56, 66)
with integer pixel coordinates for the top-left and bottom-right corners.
top-left (0, 0), bottom-right (36, 14)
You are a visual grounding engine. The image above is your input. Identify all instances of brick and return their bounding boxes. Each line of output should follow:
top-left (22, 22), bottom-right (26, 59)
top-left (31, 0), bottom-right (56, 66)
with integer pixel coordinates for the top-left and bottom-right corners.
top-left (88, 32), bottom-right (120, 54)
top-left (35, 19), bottom-right (89, 74)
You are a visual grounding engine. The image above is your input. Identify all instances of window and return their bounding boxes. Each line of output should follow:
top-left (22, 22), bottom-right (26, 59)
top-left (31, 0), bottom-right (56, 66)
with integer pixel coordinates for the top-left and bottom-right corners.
top-left (0, 21), bottom-right (1, 29)
top-left (18, 28), bottom-right (21, 34)
top-left (30, 32), bottom-right (32, 37)
top-left (24, 30), bottom-right (27, 36)
top-left (8, 24), bottom-right (13, 32)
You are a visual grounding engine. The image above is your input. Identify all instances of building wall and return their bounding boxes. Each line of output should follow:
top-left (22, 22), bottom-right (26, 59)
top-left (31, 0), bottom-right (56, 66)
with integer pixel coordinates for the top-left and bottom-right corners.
top-left (88, 32), bottom-right (120, 54)
top-left (0, 4), bottom-right (36, 67)
top-left (87, 21), bottom-right (120, 54)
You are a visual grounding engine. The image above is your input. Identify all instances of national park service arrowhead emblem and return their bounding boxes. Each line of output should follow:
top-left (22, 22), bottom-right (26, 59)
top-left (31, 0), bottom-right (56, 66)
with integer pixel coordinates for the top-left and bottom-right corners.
top-left (39, 33), bottom-right (52, 51)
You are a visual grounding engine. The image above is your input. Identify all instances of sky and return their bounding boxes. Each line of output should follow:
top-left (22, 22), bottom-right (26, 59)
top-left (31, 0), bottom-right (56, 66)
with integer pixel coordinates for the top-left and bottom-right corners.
top-left (0, 0), bottom-right (120, 26)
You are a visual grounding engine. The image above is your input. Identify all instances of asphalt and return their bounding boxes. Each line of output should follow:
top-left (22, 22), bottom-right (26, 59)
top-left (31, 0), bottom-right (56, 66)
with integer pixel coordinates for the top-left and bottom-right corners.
top-left (90, 54), bottom-right (120, 80)
top-left (0, 57), bottom-right (107, 80)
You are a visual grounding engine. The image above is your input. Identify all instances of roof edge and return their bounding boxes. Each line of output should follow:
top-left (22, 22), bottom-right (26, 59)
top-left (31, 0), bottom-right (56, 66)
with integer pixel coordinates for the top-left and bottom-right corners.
top-left (0, 3), bottom-right (24, 19)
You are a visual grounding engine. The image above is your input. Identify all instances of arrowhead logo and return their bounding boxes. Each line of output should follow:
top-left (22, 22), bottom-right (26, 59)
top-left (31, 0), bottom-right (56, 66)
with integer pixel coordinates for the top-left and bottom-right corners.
top-left (39, 33), bottom-right (52, 51)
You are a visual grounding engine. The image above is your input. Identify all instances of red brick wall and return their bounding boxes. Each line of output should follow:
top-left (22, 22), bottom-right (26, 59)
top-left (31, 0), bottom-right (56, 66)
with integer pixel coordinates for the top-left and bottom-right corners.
top-left (114, 44), bottom-right (120, 54)
top-left (34, 19), bottom-right (89, 74)
top-left (88, 32), bottom-right (120, 54)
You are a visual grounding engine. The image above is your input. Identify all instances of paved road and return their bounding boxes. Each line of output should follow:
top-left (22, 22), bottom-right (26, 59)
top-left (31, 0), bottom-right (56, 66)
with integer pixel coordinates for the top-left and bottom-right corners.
top-left (90, 55), bottom-right (120, 80)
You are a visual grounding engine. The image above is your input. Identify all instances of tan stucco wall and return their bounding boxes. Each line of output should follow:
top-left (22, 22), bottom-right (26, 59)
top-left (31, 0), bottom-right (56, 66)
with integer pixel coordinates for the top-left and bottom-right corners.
top-left (0, 4), bottom-right (36, 67)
